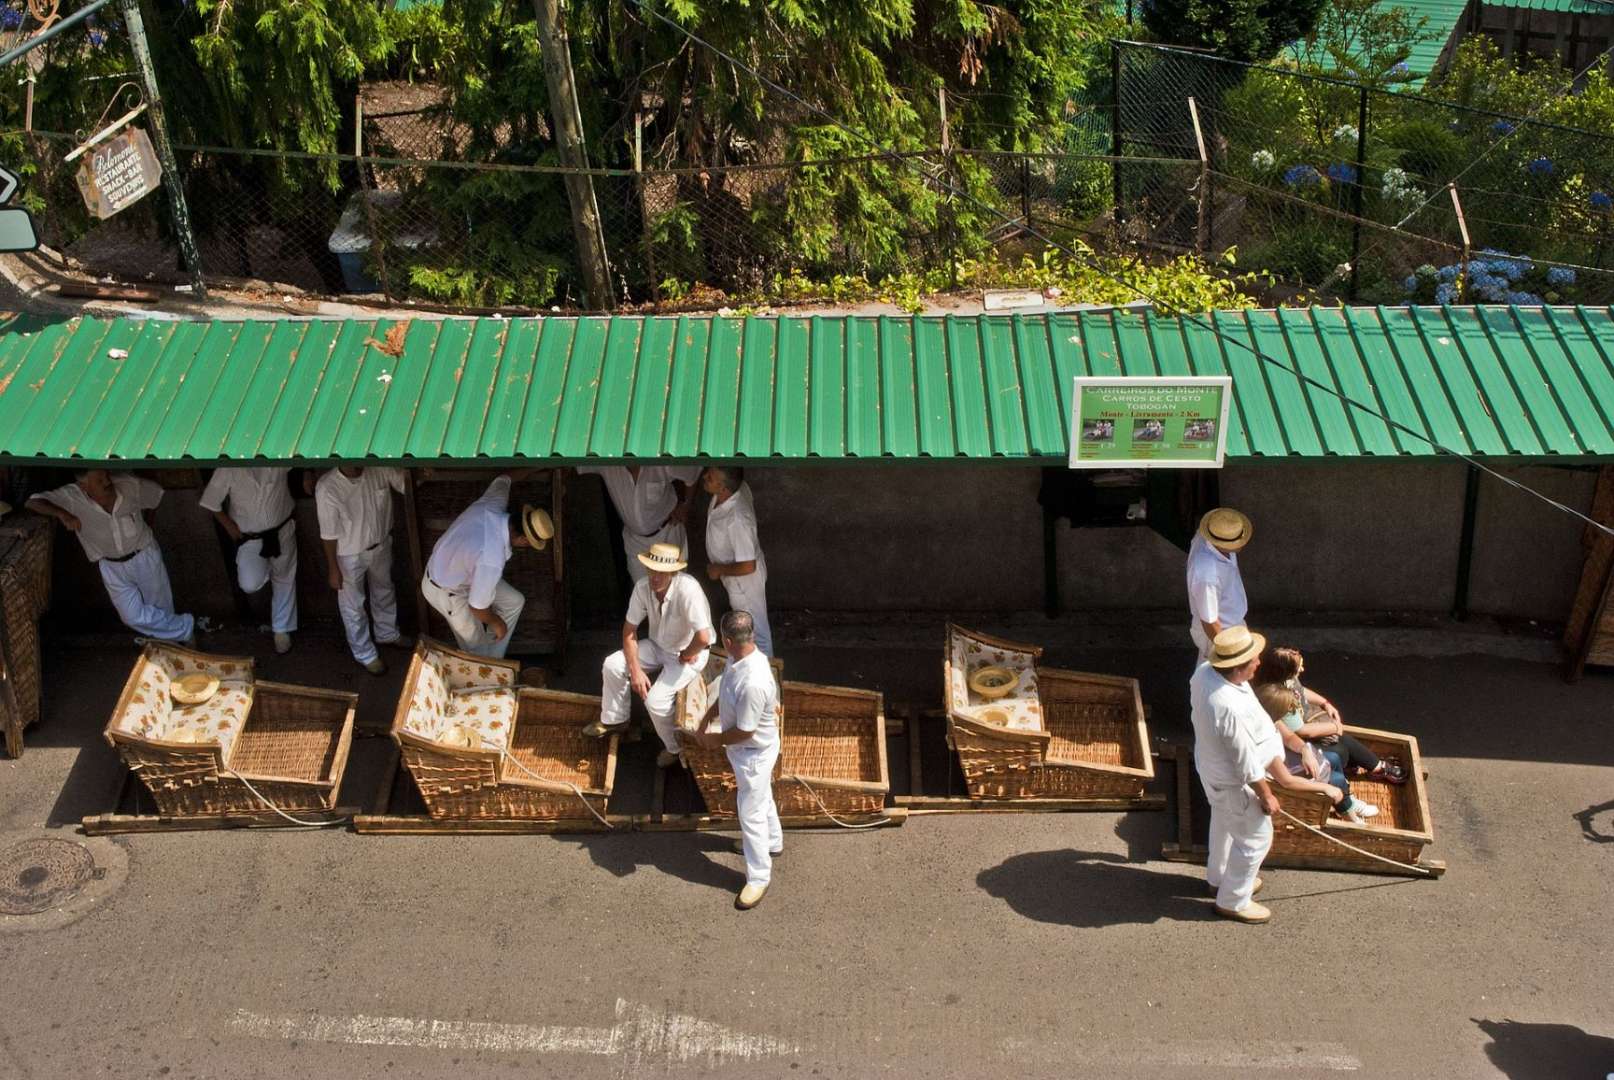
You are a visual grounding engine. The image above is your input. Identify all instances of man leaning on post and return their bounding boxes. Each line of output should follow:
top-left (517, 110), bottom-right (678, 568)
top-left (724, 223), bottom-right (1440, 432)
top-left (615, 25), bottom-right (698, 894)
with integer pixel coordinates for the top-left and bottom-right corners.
top-left (1189, 625), bottom-right (1343, 924)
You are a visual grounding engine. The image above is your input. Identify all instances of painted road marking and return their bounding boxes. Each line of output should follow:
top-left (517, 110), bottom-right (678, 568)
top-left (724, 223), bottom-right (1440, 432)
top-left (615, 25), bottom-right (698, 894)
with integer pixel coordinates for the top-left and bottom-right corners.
top-left (229, 998), bottom-right (800, 1067)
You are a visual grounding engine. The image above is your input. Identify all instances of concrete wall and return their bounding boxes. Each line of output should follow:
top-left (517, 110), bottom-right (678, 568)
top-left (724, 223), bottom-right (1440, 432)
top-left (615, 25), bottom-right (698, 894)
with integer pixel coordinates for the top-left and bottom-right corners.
top-left (25, 459), bottom-right (1597, 633)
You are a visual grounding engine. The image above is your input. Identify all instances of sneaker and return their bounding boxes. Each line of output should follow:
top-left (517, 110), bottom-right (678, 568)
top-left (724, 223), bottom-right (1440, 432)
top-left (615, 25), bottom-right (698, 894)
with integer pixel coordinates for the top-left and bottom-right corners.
top-left (735, 883), bottom-right (769, 910)
top-left (362, 657), bottom-right (386, 676)
top-left (1354, 801), bottom-right (1380, 819)
top-left (732, 839), bottom-right (783, 857)
top-left (655, 750), bottom-right (681, 769)
top-left (1213, 901), bottom-right (1271, 924)
top-left (273, 632), bottom-right (292, 655)
top-left (582, 721), bottom-right (623, 738)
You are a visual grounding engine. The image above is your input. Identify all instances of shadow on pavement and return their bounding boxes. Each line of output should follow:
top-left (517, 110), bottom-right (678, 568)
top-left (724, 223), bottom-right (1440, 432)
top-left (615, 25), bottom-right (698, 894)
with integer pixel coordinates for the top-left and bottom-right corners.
top-left (1574, 800), bottom-right (1614, 843)
top-left (1475, 1018), bottom-right (1614, 1079)
top-left (565, 832), bottom-right (745, 894)
top-left (976, 849), bottom-right (1207, 927)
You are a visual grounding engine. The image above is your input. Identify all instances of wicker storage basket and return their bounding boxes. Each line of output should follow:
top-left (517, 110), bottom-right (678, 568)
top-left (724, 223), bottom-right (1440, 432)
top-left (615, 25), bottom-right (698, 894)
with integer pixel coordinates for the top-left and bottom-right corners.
top-left (1269, 725), bottom-right (1434, 871)
top-left (104, 644), bottom-right (356, 817)
top-left (675, 650), bottom-right (784, 818)
top-left (775, 681), bottom-right (888, 818)
top-left (945, 624), bottom-right (1154, 799)
top-left (391, 639), bottom-right (615, 820)
top-left (0, 512), bottom-right (52, 756)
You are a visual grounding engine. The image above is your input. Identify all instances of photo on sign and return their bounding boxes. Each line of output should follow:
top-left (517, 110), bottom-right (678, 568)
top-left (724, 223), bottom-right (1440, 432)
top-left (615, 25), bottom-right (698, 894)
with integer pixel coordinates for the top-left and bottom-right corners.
top-left (1131, 419), bottom-right (1165, 443)
top-left (1182, 419), bottom-right (1217, 442)
top-left (1081, 419), bottom-right (1115, 443)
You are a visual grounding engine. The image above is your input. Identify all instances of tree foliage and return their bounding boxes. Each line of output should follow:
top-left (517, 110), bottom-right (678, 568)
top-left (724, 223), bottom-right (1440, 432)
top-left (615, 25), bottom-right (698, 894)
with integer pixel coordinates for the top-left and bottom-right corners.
top-left (1140, 0), bottom-right (1328, 63)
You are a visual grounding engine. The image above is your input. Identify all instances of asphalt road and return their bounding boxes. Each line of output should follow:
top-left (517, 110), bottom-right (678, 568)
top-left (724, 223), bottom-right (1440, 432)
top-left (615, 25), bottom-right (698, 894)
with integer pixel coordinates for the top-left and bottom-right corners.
top-left (2, 623), bottom-right (1612, 1080)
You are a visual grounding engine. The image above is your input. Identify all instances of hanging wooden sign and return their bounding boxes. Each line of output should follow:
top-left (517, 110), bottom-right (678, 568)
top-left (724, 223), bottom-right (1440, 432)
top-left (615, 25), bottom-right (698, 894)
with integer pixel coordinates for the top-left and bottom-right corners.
top-left (72, 125), bottom-right (161, 220)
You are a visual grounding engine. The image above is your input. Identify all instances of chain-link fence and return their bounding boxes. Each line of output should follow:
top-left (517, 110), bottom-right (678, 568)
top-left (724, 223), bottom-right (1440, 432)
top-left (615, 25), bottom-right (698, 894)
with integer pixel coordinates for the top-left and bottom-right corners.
top-left (1113, 40), bottom-right (1614, 304)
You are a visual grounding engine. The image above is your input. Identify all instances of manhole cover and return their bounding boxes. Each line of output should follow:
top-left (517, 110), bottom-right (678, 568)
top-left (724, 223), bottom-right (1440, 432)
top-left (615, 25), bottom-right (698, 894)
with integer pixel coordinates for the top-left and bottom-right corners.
top-left (0, 838), bottom-right (97, 915)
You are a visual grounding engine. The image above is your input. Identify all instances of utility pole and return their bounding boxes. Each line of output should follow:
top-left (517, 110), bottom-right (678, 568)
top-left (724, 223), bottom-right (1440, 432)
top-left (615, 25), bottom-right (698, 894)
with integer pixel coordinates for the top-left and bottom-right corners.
top-left (119, 0), bottom-right (206, 297)
top-left (531, 0), bottom-right (613, 310)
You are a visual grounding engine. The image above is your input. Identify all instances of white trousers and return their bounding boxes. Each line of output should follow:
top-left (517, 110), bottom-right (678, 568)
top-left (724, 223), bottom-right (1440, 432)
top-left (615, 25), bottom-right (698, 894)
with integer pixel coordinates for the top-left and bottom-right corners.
top-left (421, 573), bottom-right (524, 659)
top-left (623, 523), bottom-right (688, 582)
top-left (1205, 786), bottom-right (1273, 912)
top-left (237, 520), bottom-right (298, 634)
top-left (720, 571), bottom-right (773, 658)
top-left (729, 742), bottom-right (782, 887)
top-left (1190, 620), bottom-right (1245, 661)
top-left (600, 638), bottom-right (707, 753)
top-left (336, 538), bottom-right (399, 665)
top-left (100, 545), bottom-right (194, 642)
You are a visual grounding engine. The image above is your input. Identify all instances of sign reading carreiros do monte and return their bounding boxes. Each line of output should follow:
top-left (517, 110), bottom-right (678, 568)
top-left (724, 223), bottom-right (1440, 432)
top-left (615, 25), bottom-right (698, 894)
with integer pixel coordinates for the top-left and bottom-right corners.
top-left (1068, 375), bottom-right (1232, 469)
top-left (73, 126), bottom-right (162, 220)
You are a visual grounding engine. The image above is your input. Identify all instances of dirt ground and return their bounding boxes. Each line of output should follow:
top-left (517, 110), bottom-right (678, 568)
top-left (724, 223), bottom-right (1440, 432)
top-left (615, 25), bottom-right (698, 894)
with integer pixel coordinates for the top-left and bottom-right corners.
top-left (1, 615), bottom-right (1612, 1079)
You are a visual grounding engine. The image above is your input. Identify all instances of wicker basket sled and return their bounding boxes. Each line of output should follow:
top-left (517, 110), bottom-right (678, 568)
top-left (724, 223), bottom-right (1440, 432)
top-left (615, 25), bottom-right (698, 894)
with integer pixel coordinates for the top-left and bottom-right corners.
top-left (390, 639), bottom-right (616, 821)
top-left (675, 651), bottom-right (890, 821)
top-left (0, 512), bottom-right (53, 757)
top-left (944, 624), bottom-right (1154, 800)
top-left (1267, 725), bottom-right (1436, 874)
top-left (103, 643), bottom-right (356, 818)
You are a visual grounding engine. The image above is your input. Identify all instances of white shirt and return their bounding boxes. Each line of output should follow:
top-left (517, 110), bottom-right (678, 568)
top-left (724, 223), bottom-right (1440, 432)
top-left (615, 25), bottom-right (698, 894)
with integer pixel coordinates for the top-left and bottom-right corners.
top-left (1189, 662), bottom-right (1281, 796)
top-left (198, 467), bottom-right (294, 534)
top-left (315, 467), bottom-right (406, 556)
top-left (718, 647), bottom-right (779, 754)
top-left (706, 482), bottom-right (765, 573)
top-left (579, 465), bottom-right (700, 536)
top-left (1186, 534), bottom-right (1247, 628)
top-left (626, 572), bottom-right (712, 655)
top-left (34, 474), bottom-right (161, 562)
top-left (427, 476), bottom-right (512, 609)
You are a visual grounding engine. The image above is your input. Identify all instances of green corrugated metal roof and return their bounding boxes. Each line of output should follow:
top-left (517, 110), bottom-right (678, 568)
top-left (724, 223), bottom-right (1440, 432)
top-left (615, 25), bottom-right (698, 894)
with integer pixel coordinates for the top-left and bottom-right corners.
top-left (1484, 0), bottom-right (1611, 12)
top-left (1381, 0), bottom-right (1469, 84)
top-left (0, 308), bottom-right (1611, 465)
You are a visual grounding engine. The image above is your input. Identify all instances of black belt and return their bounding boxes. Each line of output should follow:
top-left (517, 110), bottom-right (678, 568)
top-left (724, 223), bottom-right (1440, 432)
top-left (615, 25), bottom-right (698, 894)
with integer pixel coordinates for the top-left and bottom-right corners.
top-left (100, 546), bottom-right (146, 564)
top-left (239, 513), bottom-right (295, 560)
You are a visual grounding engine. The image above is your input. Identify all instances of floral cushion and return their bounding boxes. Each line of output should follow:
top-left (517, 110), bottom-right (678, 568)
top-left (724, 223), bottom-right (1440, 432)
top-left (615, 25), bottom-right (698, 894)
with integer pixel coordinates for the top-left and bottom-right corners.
top-left (444, 687), bottom-right (516, 753)
top-left (438, 650), bottom-right (515, 692)
top-left (113, 647), bottom-right (255, 761)
top-left (949, 630), bottom-right (1044, 733)
top-left (403, 655), bottom-right (451, 741)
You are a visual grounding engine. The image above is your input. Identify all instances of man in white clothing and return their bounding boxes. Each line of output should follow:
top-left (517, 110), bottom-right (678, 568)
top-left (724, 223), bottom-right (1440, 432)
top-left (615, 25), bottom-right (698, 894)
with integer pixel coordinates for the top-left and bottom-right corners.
top-left (1190, 625), bottom-right (1343, 923)
top-left (701, 466), bottom-right (772, 658)
top-left (315, 465), bottom-right (407, 674)
top-left (577, 465), bottom-right (700, 582)
top-left (28, 470), bottom-right (202, 642)
top-left (421, 470), bottom-right (553, 658)
top-left (199, 466), bottom-right (299, 654)
top-left (681, 610), bottom-right (780, 910)
top-left (1186, 506), bottom-right (1252, 660)
top-left (585, 541), bottom-right (713, 768)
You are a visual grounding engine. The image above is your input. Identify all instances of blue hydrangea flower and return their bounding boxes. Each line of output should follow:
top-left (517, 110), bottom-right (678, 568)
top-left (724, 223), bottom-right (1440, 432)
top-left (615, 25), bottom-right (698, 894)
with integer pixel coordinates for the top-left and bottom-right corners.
top-left (1282, 164), bottom-right (1321, 187)
top-left (1326, 163), bottom-right (1359, 184)
top-left (1491, 120), bottom-right (1515, 136)
top-left (1546, 266), bottom-right (1576, 287)
top-left (1591, 191), bottom-right (1613, 211)
top-left (1478, 282), bottom-right (1505, 302)
top-left (0, 8), bottom-right (21, 30)
top-left (1434, 283), bottom-right (1458, 304)
top-left (1527, 157), bottom-right (1554, 177)
top-left (1388, 61), bottom-right (1410, 75)
top-left (1506, 291), bottom-right (1543, 306)
top-left (87, 28), bottom-right (104, 45)
top-left (1438, 264), bottom-right (1459, 283)
top-left (1402, 274), bottom-right (1418, 293)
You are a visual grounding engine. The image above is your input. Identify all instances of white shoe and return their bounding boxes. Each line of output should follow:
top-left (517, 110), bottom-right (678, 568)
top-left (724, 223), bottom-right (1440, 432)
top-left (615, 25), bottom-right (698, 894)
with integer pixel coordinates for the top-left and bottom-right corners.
top-left (273, 632), bottom-right (292, 655)
top-left (735, 883), bottom-right (769, 910)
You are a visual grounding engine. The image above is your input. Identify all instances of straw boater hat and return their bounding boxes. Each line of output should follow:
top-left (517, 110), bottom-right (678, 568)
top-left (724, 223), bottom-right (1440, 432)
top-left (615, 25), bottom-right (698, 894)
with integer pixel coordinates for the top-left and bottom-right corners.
top-left (637, 541), bottom-right (687, 574)
top-left (1208, 625), bottom-right (1266, 669)
top-left (170, 672), bottom-right (220, 705)
top-left (1198, 507), bottom-right (1253, 551)
top-left (520, 505), bottom-right (554, 551)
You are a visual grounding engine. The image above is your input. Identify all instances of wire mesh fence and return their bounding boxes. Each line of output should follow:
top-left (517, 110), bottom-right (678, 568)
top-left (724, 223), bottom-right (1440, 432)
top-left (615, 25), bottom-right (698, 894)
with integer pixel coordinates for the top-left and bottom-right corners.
top-left (1112, 40), bottom-right (1614, 304)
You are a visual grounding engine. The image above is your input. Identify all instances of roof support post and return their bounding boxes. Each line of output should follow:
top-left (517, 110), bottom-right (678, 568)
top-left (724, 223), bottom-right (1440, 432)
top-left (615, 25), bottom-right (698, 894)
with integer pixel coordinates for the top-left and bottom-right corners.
top-left (1452, 463), bottom-right (1480, 621)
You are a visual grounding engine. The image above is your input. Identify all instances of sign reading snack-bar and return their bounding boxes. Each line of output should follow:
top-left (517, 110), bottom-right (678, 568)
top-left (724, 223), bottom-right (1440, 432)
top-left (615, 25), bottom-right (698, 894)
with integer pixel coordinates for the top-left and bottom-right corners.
top-left (73, 127), bottom-right (162, 221)
top-left (1069, 376), bottom-right (1231, 469)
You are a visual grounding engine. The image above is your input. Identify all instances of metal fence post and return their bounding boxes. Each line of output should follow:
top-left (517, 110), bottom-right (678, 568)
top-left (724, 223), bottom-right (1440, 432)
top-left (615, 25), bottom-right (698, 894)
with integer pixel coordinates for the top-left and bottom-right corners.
top-left (636, 113), bottom-right (662, 311)
top-left (1188, 96), bottom-right (1208, 256)
top-left (940, 87), bottom-right (957, 288)
top-left (1348, 85), bottom-right (1368, 301)
top-left (119, 0), bottom-right (205, 297)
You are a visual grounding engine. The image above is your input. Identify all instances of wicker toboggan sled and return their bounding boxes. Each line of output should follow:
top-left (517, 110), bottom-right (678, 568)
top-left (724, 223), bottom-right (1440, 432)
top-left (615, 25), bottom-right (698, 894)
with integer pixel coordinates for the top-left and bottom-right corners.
top-left (103, 643), bottom-right (356, 818)
top-left (390, 639), bottom-right (616, 820)
top-left (944, 624), bottom-right (1154, 800)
